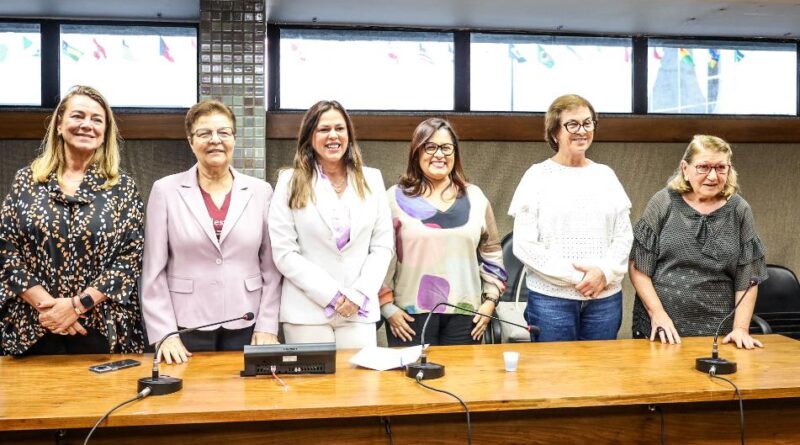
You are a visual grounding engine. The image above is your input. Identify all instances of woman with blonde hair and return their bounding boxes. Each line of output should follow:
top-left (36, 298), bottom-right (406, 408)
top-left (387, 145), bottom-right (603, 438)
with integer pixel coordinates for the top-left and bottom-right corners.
top-left (268, 100), bottom-right (393, 349)
top-left (630, 135), bottom-right (768, 349)
top-left (0, 85), bottom-right (145, 355)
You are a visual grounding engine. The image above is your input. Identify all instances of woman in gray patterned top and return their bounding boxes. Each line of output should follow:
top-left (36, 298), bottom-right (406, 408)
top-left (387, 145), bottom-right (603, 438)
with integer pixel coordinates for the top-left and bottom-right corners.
top-left (629, 135), bottom-right (768, 349)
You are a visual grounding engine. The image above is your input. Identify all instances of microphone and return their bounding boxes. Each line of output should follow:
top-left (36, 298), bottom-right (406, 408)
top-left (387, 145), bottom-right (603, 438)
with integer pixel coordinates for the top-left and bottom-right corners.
top-left (138, 312), bottom-right (255, 395)
top-left (695, 279), bottom-right (759, 375)
top-left (405, 302), bottom-right (541, 380)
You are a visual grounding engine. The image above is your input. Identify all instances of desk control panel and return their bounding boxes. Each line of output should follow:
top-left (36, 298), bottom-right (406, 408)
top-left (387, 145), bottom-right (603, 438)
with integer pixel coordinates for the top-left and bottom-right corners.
top-left (241, 343), bottom-right (336, 376)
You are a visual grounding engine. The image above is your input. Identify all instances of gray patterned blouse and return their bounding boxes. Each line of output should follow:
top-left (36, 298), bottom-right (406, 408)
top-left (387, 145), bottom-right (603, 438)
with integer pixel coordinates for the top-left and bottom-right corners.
top-left (631, 188), bottom-right (768, 337)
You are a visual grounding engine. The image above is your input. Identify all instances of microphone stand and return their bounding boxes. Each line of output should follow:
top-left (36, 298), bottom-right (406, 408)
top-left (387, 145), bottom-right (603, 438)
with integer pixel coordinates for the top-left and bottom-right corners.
top-left (695, 279), bottom-right (759, 375)
top-left (138, 312), bottom-right (255, 395)
top-left (405, 302), bottom-right (540, 380)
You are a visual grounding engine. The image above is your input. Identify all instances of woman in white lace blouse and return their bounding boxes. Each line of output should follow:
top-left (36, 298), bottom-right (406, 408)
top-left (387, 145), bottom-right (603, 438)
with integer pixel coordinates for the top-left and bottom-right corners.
top-left (508, 94), bottom-right (633, 342)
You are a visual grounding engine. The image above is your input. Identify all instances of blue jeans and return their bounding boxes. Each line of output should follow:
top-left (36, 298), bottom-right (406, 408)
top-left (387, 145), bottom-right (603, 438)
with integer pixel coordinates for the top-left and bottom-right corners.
top-left (524, 290), bottom-right (623, 342)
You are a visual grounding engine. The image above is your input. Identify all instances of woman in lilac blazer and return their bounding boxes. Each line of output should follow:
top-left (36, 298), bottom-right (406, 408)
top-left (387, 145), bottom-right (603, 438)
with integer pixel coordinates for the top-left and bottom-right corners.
top-left (141, 100), bottom-right (282, 364)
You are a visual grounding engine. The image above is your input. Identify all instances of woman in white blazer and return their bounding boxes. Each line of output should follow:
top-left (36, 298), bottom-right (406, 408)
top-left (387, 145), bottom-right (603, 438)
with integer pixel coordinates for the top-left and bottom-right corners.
top-left (269, 100), bottom-right (393, 349)
top-left (142, 100), bottom-right (282, 364)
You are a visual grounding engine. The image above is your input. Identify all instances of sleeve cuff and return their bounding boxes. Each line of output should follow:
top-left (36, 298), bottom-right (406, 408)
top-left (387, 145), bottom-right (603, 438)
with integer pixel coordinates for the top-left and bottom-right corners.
top-left (381, 302), bottom-right (400, 319)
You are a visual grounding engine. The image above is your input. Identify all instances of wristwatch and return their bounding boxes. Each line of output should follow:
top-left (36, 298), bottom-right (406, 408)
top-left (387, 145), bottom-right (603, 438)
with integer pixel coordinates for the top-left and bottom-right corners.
top-left (79, 294), bottom-right (95, 313)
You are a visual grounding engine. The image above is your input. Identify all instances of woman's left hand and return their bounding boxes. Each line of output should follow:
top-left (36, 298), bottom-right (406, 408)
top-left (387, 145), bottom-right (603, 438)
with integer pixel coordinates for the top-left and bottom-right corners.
top-left (37, 298), bottom-right (80, 333)
top-left (722, 327), bottom-right (764, 349)
top-left (335, 295), bottom-right (360, 319)
top-left (471, 300), bottom-right (496, 341)
top-left (573, 263), bottom-right (607, 298)
top-left (251, 331), bottom-right (279, 345)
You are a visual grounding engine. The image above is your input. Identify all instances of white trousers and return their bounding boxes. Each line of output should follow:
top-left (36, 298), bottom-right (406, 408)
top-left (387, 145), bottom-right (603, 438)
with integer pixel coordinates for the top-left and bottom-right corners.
top-left (283, 316), bottom-right (377, 349)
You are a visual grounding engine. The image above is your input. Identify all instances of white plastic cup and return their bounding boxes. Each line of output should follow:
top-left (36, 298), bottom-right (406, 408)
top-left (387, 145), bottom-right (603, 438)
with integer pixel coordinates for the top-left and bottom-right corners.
top-left (503, 351), bottom-right (520, 372)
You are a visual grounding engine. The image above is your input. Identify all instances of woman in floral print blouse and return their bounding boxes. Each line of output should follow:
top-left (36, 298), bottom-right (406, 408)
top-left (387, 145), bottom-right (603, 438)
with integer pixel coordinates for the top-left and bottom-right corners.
top-left (0, 85), bottom-right (145, 355)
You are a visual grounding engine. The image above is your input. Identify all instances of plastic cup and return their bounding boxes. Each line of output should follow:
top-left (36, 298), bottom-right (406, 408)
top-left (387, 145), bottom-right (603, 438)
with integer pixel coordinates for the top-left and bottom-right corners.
top-left (503, 351), bottom-right (520, 372)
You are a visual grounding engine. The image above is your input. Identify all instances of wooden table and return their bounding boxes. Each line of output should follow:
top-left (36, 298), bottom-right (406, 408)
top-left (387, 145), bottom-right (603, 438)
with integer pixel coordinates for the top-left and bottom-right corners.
top-left (2, 335), bottom-right (800, 444)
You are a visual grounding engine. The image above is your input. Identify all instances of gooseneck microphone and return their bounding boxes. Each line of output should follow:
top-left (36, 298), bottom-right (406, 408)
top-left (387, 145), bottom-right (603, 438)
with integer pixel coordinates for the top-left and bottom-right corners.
top-left (405, 302), bottom-right (541, 380)
top-left (138, 312), bottom-right (255, 395)
top-left (695, 279), bottom-right (759, 375)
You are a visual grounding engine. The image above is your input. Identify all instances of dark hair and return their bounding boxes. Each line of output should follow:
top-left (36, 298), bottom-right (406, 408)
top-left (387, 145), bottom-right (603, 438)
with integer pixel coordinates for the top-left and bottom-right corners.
top-left (288, 100), bottom-right (369, 208)
top-left (399, 118), bottom-right (468, 198)
top-left (185, 100), bottom-right (237, 138)
top-left (544, 94), bottom-right (597, 152)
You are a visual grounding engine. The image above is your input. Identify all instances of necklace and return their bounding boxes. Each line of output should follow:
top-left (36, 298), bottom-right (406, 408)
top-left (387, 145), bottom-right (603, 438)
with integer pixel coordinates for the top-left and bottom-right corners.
top-left (331, 177), bottom-right (347, 193)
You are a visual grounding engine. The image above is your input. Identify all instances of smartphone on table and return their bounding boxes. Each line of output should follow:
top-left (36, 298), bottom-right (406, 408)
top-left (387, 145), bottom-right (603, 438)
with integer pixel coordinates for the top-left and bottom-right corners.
top-left (88, 359), bottom-right (141, 373)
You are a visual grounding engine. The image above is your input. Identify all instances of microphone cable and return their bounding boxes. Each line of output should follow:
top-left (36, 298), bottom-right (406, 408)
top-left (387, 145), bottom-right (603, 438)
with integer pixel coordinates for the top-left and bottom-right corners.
top-left (83, 387), bottom-right (152, 445)
top-left (415, 372), bottom-right (472, 445)
top-left (380, 416), bottom-right (394, 445)
top-left (709, 366), bottom-right (745, 445)
top-left (647, 404), bottom-right (665, 445)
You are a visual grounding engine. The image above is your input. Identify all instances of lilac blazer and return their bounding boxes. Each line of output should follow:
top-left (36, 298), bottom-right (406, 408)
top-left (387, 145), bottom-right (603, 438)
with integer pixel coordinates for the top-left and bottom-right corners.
top-left (141, 165), bottom-right (282, 344)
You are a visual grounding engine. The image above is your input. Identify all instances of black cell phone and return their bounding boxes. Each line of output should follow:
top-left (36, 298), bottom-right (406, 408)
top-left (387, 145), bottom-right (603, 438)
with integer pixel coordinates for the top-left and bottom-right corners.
top-left (89, 359), bottom-right (141, 373)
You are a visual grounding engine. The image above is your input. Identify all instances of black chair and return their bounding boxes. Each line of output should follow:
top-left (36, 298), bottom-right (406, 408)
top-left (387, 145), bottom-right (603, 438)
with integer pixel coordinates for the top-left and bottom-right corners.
top-left (752, 265), bottom-right (800, 339)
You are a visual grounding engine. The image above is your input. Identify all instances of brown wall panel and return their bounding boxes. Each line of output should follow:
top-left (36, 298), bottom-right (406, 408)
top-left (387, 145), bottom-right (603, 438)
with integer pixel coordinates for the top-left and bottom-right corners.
top-left (2, 111), bottom-right (799, 142)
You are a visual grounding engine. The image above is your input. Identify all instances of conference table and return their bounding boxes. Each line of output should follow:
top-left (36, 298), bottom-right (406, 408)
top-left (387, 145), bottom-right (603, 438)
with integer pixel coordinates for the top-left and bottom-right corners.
top-left (2, 335), bottom-right (800, 444)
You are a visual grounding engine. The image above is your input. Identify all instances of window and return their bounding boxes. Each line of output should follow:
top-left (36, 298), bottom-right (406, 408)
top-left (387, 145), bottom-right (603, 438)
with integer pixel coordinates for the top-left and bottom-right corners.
top-left (471, 34), bottom-right (632, 112)
top-left (648, 40), bottom-right (797, 115)
top-left (0, 23), bottom-right (41, 106)
top-left (279, 29), bottom-right (454, 110)
top-left (60, 24), bottom-right (197, 107)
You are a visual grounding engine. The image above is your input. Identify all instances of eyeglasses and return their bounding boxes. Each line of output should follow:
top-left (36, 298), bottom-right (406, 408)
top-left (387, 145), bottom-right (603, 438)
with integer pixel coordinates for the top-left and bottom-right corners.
top-left (192, 127), bottom-right (235, 141)
top-left (694, 163), bottom-right (731, 175)
top-left (422, 142), bottom-right (455, 156)
top-left (562, 120), bottom-right (597, 134)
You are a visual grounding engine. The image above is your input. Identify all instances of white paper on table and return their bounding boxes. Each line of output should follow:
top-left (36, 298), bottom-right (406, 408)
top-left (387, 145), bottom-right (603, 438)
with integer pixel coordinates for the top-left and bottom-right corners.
top-left (349, 345), bottom-right (424, 371)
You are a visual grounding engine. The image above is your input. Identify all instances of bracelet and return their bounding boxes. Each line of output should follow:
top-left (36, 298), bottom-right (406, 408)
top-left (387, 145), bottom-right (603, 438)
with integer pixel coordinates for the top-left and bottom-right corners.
top-left (70, 296), bottom-right (82, 315)
top-left (481, 294), bottom-right (500, 305)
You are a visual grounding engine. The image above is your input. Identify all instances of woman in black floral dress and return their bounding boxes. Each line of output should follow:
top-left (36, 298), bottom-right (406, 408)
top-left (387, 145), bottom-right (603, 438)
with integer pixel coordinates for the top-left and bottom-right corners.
top-left (0, 85), bottom-right (145, 355)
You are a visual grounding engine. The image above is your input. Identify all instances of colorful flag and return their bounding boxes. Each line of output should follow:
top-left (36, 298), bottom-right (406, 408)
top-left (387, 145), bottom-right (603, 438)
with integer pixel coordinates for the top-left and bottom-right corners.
top-left (653, 48), bottom-right (662, 60)
top-left (566, 45), bottom-right (581, 59)
top-left (537, 45), bottom-right (554, 68)
top-left (508, 44), bottom-right (526, 63)
top-left (708, 49), bottom-right (720, 69)
top-left (122, 39), bottom-right (135, 61)
top-left (0, 44), bottom-right (7, 62)
top-left (61, 40), bottom-right (83, 62)
top-left (159, 36), bottom-right (174, 62)
top-left (289, 42), bottom-right (306, 62)
top-left (418, 43), bottom-right (434, 64)
top-left (734, 49), bottom-right (745, 62)
top-left (679, 48), bottom-right (694, 66)
top-left (93, 38), bottom-right (107, 60)
top-left (22, 36), bottom-right (33, 49)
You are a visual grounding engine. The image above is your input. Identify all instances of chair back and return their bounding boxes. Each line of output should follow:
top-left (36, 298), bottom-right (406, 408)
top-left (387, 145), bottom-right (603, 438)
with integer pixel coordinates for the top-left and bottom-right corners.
top-left (754, 264), bottom-right (800, 339)
top-left (501, 232), bottom-right (524, 303)
top-left (755, 265), bottom-right (800, 313)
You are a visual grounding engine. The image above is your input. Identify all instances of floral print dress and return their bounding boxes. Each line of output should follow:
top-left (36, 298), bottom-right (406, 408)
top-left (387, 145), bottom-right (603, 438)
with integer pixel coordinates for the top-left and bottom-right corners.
top-left (0, 166), bottom-right (145, 355)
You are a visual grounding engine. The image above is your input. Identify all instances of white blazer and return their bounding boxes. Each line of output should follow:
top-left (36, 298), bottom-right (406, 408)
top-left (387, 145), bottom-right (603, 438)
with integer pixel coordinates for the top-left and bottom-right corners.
top-left (268, 166), bottom-right (394, 325)
top-left (141, 165), bottom-right (282, 343)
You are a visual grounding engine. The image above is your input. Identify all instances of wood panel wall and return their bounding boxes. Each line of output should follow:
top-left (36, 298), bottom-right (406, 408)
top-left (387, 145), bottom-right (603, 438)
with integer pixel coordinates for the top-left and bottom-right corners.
top-left (2, 111), bottom-right (799, 142)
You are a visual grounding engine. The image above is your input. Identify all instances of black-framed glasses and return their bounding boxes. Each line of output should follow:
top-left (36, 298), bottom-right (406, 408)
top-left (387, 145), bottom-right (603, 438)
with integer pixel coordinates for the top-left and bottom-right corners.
top-left (562, 120), bottom-right (597, 134)
top-left (191, 127), bottom-right (235, 141)
top-left (694, 163), bottom-right (731, 175)
top-left (422, 142), bottom-right (455, 156)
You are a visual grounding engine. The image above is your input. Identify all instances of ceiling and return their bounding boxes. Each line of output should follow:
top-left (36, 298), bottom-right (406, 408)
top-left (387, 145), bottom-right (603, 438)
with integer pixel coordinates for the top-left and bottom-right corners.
top-left (1, 0), bottom-right (799, 39)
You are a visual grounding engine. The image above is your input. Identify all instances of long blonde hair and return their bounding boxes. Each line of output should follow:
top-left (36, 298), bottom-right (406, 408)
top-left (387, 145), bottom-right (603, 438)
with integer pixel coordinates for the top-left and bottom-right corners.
top-left (288, 100), bottom-right (369, 209)
top-left (31, 85), bottom-right (121, 189)
top-left (667, 134), bottom-right (739, 198)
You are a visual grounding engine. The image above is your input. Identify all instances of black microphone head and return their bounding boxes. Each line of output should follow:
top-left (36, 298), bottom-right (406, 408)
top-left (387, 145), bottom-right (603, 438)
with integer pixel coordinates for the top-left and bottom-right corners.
top-left (243, 312), bottom-right (255, 321)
